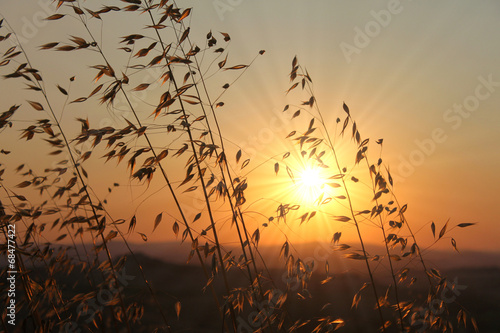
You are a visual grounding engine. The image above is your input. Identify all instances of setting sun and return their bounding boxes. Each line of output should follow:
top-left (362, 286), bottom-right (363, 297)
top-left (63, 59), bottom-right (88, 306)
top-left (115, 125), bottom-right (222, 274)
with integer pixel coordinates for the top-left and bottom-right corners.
top-left (296, 165), bottom-right (328, 205)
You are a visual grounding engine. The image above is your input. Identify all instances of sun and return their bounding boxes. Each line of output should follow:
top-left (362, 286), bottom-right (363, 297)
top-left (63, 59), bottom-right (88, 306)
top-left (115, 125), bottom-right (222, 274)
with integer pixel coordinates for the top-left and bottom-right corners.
top-left (296, 165), bottom-right (327, 205)
top-left (300, 167), bottom-right (323, 189)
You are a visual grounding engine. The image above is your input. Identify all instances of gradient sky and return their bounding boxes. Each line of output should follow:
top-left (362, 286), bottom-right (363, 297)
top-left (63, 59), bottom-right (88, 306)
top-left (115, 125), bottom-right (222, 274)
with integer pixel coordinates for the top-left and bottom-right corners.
top-left (1, 1), bottom-right (499, 254)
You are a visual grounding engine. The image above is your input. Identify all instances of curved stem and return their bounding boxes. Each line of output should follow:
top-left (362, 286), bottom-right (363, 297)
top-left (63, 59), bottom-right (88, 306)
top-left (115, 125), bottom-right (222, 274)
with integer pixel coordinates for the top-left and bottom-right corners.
top-left (362, 158), bottom-right (405, 331)
top-left (298, 65), bottom-right (387, 332)
top-left (8, 19), bottom-right (133, 332)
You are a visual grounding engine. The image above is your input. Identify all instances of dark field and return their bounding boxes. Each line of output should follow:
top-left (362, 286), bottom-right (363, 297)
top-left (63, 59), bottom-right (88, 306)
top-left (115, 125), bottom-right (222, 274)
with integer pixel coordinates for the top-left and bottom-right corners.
top-left (9, 245), bottom-right (500, 333)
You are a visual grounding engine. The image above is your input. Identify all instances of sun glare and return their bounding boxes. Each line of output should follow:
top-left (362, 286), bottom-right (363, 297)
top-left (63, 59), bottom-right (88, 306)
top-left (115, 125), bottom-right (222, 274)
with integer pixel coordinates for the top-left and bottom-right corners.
top-left (297, 166), bottom-right (327, 205)
top-left (300, 167), bottom-right (323, 188)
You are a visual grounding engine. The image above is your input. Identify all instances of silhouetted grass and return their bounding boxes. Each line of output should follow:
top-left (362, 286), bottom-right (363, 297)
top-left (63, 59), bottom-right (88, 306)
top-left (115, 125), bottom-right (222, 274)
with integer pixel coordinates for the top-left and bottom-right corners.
top-left (0, 2), bottom-right (479, 332)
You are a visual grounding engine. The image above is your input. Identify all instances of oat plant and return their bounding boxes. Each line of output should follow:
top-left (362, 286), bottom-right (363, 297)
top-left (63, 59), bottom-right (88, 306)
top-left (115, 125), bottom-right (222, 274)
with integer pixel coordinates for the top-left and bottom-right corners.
top-left (0, 2), bottom-right (479, 333)
top-left (273, 57), bottom-right (478, 332)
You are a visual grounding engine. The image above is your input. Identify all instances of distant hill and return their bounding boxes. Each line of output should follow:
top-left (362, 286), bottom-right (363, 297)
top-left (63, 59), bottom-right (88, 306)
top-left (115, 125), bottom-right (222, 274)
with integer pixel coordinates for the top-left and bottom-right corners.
top-left (15, 245), bottom-right (500, 332)
top-left (95, 239), bottom-right (499, 271)
top-left (115, 251), bottom-right (500, 332)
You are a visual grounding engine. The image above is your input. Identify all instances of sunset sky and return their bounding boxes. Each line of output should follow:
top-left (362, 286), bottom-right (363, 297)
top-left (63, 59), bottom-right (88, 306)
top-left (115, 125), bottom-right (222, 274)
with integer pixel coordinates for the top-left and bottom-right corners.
top-left (1, 0), bottom-right (499, 255)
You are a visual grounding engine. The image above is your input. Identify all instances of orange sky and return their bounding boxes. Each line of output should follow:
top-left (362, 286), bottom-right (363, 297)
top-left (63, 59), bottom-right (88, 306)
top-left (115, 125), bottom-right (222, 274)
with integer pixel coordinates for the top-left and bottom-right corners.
top-left (1, 1), bottom-right (499, 254)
